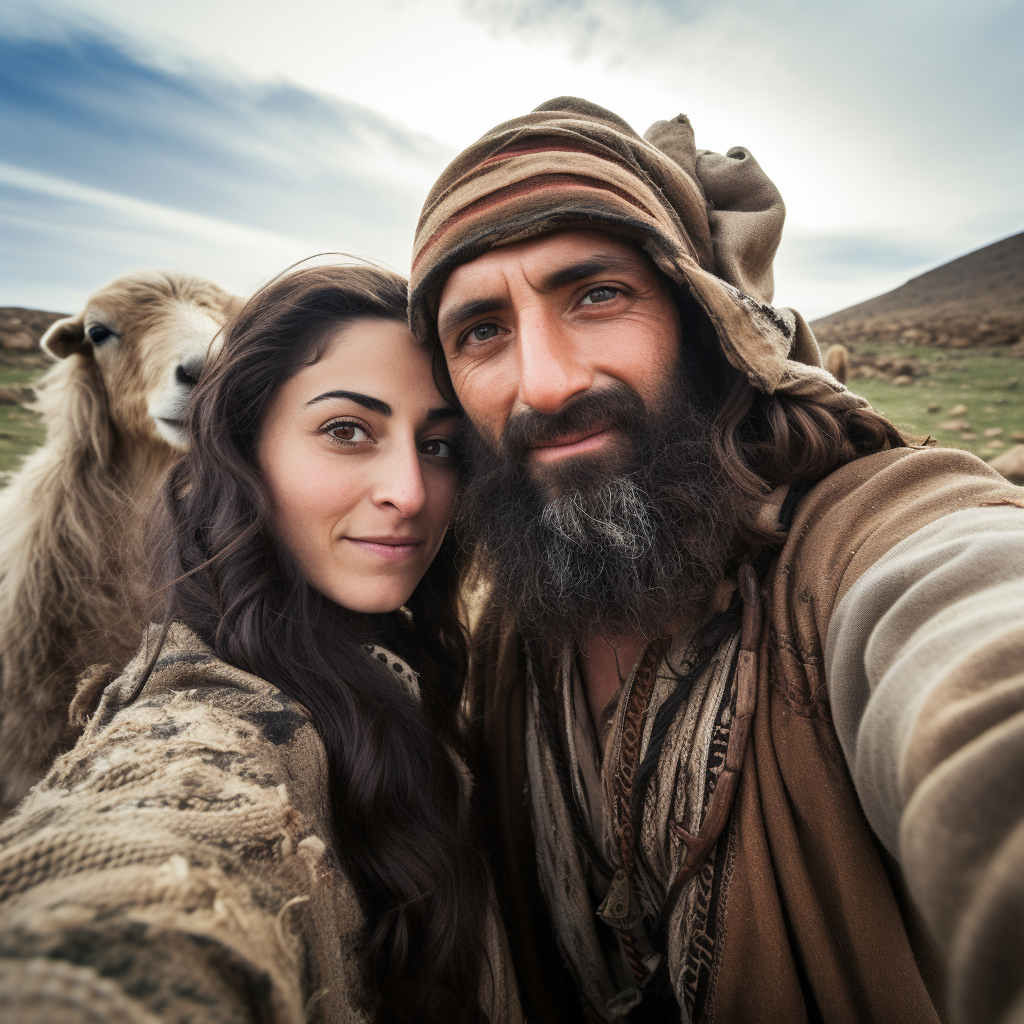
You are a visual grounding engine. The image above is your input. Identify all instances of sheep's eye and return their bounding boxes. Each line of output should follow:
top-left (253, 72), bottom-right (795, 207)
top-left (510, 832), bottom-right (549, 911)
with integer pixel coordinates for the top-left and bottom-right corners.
top-left (87, 325), bottom-right (114, 345)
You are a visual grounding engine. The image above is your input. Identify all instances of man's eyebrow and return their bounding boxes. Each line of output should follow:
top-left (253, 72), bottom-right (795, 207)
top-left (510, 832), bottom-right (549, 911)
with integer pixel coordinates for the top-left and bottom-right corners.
top-left (305, 390), bottom-right (391, 416)
top-left (437, 297), bottom-right (506, 341)
top-left (539, 253), bottom-right (638, 292)
top-left (438, 253), bottom-right (640, 339)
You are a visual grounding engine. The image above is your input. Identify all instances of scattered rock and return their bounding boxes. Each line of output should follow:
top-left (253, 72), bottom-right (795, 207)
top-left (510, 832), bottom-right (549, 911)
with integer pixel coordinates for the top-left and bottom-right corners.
top-left (938, 419), bottom-right (970, 431)
top-left (1012, 431), bottom-right (1024, 443)
top-left (984, 440), bottom-right (1005, 450)
top-left (900, 328), bottom-right (931, 343)
top-left (927, 402), bottom-right (941, 412)
top-left (961, 432), bottom-right (979, 440)
top-left (851, 365), bottom-right (875, 380)
top-left (0, 387), bottom-right (24, 405)
top-left (949, 403), bottom-right (969, 416)
top-left (892, 375), bottom-right (913, 386)
top-left (983, 427), bottom-right (1004, 437)
top-left (1008, 377), bottom-right (1020, 389)
top-left (989, 444), bottom-right (1024, 484)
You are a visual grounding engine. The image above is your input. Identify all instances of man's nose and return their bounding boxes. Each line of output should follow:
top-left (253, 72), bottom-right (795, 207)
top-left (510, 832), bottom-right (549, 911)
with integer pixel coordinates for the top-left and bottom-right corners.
top-left (372, 443), bottom-right (427, 518)
top-left (516, 310), bottom-right (594, 415)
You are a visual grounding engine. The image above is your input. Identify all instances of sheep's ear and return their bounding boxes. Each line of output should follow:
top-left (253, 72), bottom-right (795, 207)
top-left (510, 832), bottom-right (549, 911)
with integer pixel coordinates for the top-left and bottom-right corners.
top-left (41, 315), bottom-right (87, 359)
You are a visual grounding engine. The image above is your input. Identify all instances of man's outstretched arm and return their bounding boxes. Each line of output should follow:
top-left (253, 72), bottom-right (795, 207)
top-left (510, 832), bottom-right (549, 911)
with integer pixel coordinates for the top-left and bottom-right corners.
top-left (826, 502), bottom-right (1024, 1024)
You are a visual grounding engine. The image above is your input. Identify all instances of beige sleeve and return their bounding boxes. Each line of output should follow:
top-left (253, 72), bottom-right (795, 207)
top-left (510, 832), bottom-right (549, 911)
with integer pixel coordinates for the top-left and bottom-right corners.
top-left (825, 503), bottom-right (1024, 1024)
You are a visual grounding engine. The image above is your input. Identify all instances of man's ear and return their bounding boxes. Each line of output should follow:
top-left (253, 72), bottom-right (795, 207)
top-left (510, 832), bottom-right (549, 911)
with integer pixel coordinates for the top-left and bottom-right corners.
top-left (40, 315), bottom-right (87, 359)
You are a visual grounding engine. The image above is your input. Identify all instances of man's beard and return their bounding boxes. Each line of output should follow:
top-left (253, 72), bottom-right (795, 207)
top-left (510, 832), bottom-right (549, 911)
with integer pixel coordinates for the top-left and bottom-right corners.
top-left (455, 366), bottom-right (750, 645)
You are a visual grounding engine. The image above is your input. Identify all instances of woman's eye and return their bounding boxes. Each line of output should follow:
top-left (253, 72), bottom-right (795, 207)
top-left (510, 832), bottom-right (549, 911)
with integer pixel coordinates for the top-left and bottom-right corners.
top-left (420, 438), bottom-right (455, 459)
top-left (580, 286), bottom-right (619, 305)
top-left (468, 323), bottom-right (500, 343)
top-left (325, 420), bottom-right (370, 444)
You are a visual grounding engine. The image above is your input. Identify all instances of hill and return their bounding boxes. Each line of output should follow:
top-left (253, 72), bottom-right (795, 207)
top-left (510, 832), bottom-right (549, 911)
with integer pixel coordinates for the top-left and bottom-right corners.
top-left (0, 308), bottom-right (69, 350)
top-left (812, 231), bottom-right (1024, 352)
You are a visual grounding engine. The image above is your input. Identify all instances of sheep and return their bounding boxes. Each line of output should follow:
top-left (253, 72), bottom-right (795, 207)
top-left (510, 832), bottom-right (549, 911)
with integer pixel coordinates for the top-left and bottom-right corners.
top-left (824, 343), bottom-right (850, 385)
top-left (0, 272), bottom-right (239, 816)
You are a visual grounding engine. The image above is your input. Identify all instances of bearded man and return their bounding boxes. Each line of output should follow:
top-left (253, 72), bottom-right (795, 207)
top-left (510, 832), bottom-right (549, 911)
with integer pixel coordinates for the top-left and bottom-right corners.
top-left (409, 98), bottom-right (1024, 1024)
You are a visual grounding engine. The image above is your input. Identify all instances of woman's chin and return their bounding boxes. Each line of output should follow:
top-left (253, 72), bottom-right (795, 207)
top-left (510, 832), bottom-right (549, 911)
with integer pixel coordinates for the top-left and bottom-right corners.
top-left (323, 579), bottom-right (418, 616)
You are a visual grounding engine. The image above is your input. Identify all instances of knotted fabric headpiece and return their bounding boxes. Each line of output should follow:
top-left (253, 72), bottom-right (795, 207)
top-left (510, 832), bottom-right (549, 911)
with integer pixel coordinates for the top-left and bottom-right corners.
top-left (410, 96), bottom-right (861, 408)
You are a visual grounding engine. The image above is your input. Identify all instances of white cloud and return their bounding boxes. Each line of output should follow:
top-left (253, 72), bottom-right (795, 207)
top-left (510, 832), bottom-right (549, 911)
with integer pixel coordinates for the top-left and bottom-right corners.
top-left (0, 164), bottom-right (319, 309)
top-left (1, 0), bottom-right (1021, 316)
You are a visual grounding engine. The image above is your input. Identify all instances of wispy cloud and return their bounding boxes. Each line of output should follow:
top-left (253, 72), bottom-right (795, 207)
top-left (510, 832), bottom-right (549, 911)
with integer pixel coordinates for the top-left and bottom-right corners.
top-left (1, 1), bottom-right (1020, 317)
top-left (0, 26), bottom-right (453, 308)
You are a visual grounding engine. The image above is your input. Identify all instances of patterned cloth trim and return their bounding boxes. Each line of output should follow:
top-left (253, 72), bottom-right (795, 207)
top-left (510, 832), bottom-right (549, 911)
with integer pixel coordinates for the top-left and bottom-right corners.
top-left (526, 629), bottom-right (741, 1020)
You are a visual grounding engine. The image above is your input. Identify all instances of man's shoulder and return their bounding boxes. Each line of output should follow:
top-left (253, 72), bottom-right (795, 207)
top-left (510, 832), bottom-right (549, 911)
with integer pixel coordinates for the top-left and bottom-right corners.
top-left (779, 446), bottom-right (1023, 627)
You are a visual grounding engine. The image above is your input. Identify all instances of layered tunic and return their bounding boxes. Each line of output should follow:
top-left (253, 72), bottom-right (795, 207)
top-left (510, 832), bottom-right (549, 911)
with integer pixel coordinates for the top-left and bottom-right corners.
top-left (0, 624), bottom-right (523, 1024)
top-left (468, 447), bottom-right (1024, 1024)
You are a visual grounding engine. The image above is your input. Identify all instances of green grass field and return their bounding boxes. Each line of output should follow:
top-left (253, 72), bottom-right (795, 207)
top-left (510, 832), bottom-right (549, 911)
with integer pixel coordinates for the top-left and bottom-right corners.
top-left (0, 351), bottom-right (50, 476)
top-left (0, 344), bottom-right (1020, 481)
top-left (847, 344), bottom-right (1024, 460)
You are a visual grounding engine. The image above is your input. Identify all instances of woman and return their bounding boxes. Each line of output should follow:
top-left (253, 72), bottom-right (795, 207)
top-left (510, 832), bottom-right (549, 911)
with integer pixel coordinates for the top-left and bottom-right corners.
top-left (0, 265), bottom-right (522, 1024)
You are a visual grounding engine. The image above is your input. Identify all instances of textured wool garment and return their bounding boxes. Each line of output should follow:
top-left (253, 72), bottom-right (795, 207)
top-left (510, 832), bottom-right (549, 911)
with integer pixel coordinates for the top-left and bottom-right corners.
top-left (0, 624), bottom-right (523, 1024)
top-left (409, 95), bottom-right (856, 410)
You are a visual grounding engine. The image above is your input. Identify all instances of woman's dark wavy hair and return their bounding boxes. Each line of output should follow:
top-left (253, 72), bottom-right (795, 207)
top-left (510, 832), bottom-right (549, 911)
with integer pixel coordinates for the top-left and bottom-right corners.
top-left (148, 263), bottom-right (489, 1024)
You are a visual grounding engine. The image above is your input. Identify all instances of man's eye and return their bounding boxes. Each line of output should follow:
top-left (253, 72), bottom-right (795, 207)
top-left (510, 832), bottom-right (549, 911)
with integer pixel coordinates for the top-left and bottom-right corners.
top-left (580, 286), bottom-right (619, 305)
top-left (468, 323), bottom-right (500, 343)
top-left (325, 420), bottom-right (370, 444)
top-left (421, 438), bottom-right (456, 459)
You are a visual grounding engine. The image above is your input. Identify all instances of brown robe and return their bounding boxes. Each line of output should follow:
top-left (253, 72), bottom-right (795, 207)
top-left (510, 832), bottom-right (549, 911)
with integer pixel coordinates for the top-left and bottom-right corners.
top-left (467, 447), bottom-right (1024, 1023)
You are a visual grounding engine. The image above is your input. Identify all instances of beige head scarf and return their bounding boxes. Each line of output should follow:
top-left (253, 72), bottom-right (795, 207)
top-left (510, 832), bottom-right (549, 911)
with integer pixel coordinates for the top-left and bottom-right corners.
top-left (410, 96), bottom-right (860, 409)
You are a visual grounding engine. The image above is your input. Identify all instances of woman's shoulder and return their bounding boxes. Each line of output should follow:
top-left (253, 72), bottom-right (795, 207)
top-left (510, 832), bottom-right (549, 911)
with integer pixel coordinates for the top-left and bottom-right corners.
top-left (0, 623), bottom-right (453, 1021)
top-left (23, 624), bottom-right (427, 839)
top-left (5, 621), bottom-right (334, 855)
top-left (0, 623), bottom-right (361, 1023)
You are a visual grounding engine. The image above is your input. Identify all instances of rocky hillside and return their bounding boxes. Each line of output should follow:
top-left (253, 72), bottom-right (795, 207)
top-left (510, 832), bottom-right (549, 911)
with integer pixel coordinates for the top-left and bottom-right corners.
top-left (0, 308), bottom-right (68, 350)
top-left (812, 231), bottom-right (1024, 352)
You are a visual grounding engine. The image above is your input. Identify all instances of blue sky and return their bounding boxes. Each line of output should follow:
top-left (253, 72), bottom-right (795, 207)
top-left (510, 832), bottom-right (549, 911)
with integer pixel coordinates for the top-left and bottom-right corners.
top-left (1, 0), bottom-right (1021, 316)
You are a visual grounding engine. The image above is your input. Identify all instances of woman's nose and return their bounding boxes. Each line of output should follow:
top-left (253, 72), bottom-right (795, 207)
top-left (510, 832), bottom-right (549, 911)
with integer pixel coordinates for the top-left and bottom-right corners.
top-left (372, 442), bottom-right (428, 518)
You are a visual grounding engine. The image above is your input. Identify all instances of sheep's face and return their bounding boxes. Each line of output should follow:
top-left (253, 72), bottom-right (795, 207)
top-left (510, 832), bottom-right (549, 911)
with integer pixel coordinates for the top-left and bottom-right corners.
top-left (91, 300), bottom-right (227, 451)
top-left (41, 273), bottom-right (238, 452)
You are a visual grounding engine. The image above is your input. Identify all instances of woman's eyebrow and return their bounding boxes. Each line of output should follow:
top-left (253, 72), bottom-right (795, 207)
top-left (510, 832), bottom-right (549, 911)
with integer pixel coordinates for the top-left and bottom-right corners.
top-left (306, 390), bottom-right (392, 416)
top-left (427, 406), bottom-right (461, 422)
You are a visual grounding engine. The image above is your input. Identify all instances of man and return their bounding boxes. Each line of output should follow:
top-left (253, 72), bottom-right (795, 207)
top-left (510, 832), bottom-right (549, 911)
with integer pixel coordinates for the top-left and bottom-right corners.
top-left (409, 98), bottom-right (1024, 1024)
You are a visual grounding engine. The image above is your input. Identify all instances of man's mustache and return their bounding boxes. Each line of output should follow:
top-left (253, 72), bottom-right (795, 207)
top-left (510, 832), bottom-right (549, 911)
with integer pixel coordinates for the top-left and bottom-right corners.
top-left (496, 384), bottom-right (648, 460)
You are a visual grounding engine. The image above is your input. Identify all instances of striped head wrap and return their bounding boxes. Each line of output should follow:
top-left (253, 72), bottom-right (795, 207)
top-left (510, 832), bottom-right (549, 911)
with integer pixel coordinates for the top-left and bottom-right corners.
top-left (410, 96), bottom-right (861, 408)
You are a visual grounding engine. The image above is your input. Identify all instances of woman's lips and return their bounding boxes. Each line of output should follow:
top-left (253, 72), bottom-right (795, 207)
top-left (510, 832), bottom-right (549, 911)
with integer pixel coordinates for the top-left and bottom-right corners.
top-left (345, 537), bottom-right (424, 562)
top-left (529, 427), bottom-right (613, 463)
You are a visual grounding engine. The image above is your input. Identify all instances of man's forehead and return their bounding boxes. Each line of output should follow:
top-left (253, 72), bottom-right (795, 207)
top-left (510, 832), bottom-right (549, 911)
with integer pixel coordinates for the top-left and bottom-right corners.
top-left (436, 229), bottom-right (648, 313)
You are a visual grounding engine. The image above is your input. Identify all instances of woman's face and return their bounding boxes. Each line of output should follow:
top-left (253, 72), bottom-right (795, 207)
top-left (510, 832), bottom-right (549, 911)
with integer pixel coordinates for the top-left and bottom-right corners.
top-left (258, 318), bottom-right (460, 614)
